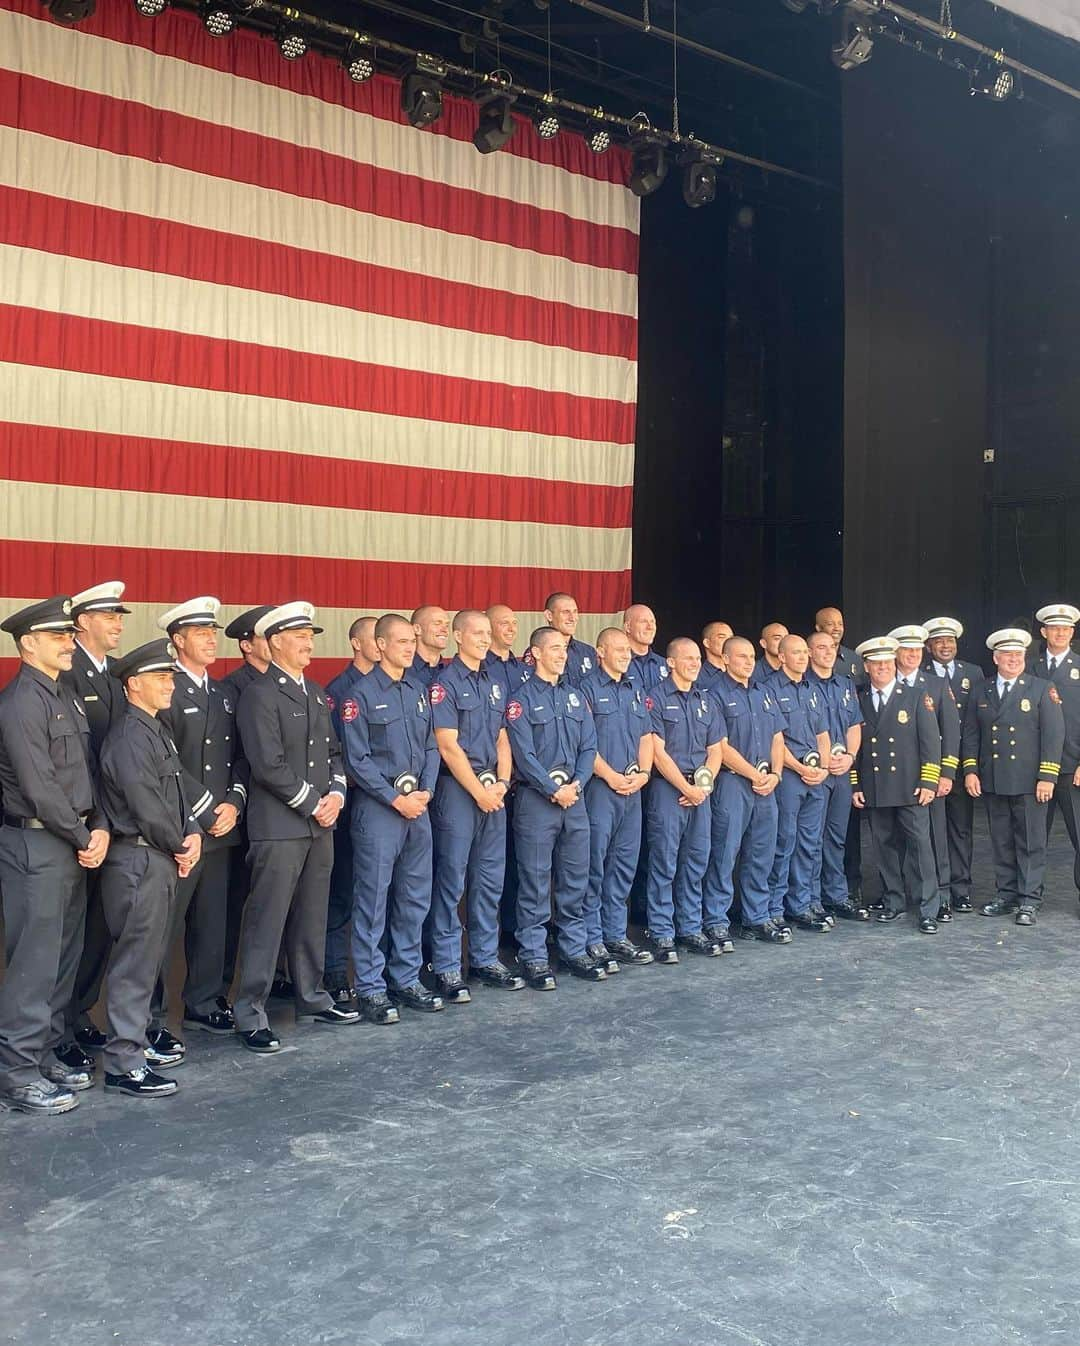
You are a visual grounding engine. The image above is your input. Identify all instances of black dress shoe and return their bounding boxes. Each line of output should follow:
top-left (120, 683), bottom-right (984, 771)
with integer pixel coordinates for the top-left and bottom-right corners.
top-left (981, 899), bottom-right (1017, 917)
top-left (1015, 906), bottom-right (1037, 926)
top-left (876, 909), bottom-right (904, 923)
top-left (357, 992), bottom-right (400, 1024)
top-left (788, 911), bottom-right (831, 932)
top-left (703, 925), bottom-right (735, 953)
top-left (43, 1057), bottom-right (94, 1091)
top-left (0, 1079), bottom-right (79, 1115)
top-left (824, 900), bottom-right (870, 922)
top-left (676, 931), bottom-right (722, 957)
top-left (297, 1004), bottom-right (361, 1024)
top-left (606, 937), bottom-right (655, 965)
top-left (769, 917), bottom-right (793, 937)
top-left (54, 1042), bottom-right (95, 1073)
top-left (739, 922), bottom-right (792, 944)
top-left (937, 904), bottom-right (953, 923)
top-left (182, 1005), bottom-right (235, 1034)
top-left (586, 943), bottom-right (621, 975)
top-left (238, 1027), bottom-right (281, 1053)
top-left (521, 961), bottom-right (558, 990)
top-left (148, 1027), bottom-right (186, 1057)
top-left (953, 897), bottom-right (974, 913)
top-left (649, 937), bottom-right (680, 964)
top-left (809, 904), bottom-right (836, 928)
top-left (469, 961), bottom-right (526, 990)
top-left (325, 985), bottom-right (358, 1011)
top-left (433, 971), bottom-right (472, 1004)
top-left (562, 954), bottom-right (607, 981)
top-left (268, 977), bottom-right (294, 1001)
top-left (104, 1066), bottom-right (178, 1098)
top-left (866, 898), bottom-right (885, 913)
top-left (75, 1025), bottom-right (107, 1053)
top-left (388, 982), bottom-right (444, 1012)
top-left (919, 917), bottom-right (939, 934)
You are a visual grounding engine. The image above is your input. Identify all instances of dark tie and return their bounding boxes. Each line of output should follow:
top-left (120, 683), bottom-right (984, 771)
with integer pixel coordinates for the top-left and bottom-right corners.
top-left (1002, 680), bottom-right (1012, 699)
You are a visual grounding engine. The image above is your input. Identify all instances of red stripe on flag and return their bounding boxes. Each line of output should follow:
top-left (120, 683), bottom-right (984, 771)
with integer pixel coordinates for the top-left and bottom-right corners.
top-left (0, 541), bottom-right (632, 615)
top-left (0, 306), bottom-right (636, 445)
top-left (0, 70), bottom-right (638, 276)
top-left (0, 0), bottom-right (632, 190)
top-left (0, 423), bottom-right (634, 530)
top-left (1, 189), bottom-right (637, 361)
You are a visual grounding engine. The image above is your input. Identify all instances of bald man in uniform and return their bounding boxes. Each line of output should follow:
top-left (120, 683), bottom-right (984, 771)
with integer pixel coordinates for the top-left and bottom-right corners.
top-left (753, 623), bottom-right (788, 688)
top-left (484, 605), bottom-right (531, 704)
top-left (541, 592), bottom-right (596, 687)
top-left (623, 604), bottom-right (667, 692)
top-left (410, 606), bottom-right (450, 689)
top-left (815, 607), bottom-right (861, 683)
top-left (697, 621), bottom-right (733, 694)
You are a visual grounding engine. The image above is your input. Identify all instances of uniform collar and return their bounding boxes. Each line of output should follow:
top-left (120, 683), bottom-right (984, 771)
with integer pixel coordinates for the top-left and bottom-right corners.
top-left (75, 640), bottom-right (110, 674)
top-left (21, 663), bottom-right (62, 696)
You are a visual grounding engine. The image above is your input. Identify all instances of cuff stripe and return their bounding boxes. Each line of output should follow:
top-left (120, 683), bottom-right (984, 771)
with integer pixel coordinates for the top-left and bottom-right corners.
top-left (286, 781), bottom-right (312, 809)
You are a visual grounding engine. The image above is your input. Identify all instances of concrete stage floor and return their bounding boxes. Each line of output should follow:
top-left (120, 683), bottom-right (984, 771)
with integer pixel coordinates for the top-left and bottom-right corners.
top-left (3, 816), bottom-right (1079, 1346)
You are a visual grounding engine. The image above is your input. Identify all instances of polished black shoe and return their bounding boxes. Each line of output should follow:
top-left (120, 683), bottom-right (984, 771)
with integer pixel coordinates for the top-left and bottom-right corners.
top-left (937, 904), bottom-right (953, 923)
top-left (357, 992), bottom-right (400, 1024)
top-left (469, 961), bottom-right (526, 990)
top-left (981, 899), bottom-right (1017, 918)
top-left (824, 900), bottom-right (870, 922)
top-left (521, 961), bottom-right (558, 990)
top-left (866, 898), bottom-right (885, 913)
top-left (145, 1030), bottom-right (185, 1068)
top-left (326, 985), bottom-right (358, 1011)
top-left (182, 1005), bottom-right (235, 1034)
top-left (953, 897), bottom-right (974, 913)
top-left (75, 1025), bottom-right (107, 1053)
top-left (388, 982), bottom-right (445, 1012)
top-left (562, 954), bottom-right (607, 981)
top-left (788, 910), bottom-right (831, 933)
top-left (54, 1042), bottom-right (95, 1073)
top-left (740, 922), bottom-right (792, 944)
top-left (919, 917), bottom-right (939, 934)
top-left (586, 943), bottom-right (621, 975)
top-left (104, 1066), bottom-right (178, 1098)
top-left (1015, 906), bottom-right (1037, 926)
top-left (876, 909), bottom-right (904, 923)
top-left (650, 937), bottom-right (680, 965)
top-left (703, 925), bottom-right (735, 953)
top-left (268, 977), bottom-right (294, 1001)
top-left (238, 1027), bottom-right (281, 1053)
top-left (676, 931), bottom-right (722, 957)
top-left (0, 1079), bottom-right (79, 1115)
top-left (606, 937), bottom-right (655, 965)
top-left (770, 917), bottom-right (793, 937)
top-left (433, 970), bottom-right (472, 1004)
top-left (297, 1004), bottom-right (361, 1025)
top-left (43, 1056), bottom-right (93, 1092)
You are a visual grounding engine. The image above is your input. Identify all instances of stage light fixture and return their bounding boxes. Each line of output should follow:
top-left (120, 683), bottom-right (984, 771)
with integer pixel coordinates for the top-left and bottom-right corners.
top-left (585, 117), bottom-right (611, 154)
top-left (401, 54), bottom-right (447, 129)
top-left (831, 5), bottom-right (874, 70)
top-left (473, 94), bottom-right (518, 154)
top-left (133, 0), bottom-right (167, 16)
top-left (343, 37), bottom-right (375, 83)
top-left (628, 131), bottom-right (667, 197)
top-left (679, 146), bottom-right (722, 207)
top-left (277, 24), bottom-right (307, 60)
top-left (45, 0), bottom-right (96, 23)
top-left (201, 2), bottom-right (234, 36)
top-left (970, 55), bottom-right (1014, 101)
top-left (532, 104), bottom-right (560, 140)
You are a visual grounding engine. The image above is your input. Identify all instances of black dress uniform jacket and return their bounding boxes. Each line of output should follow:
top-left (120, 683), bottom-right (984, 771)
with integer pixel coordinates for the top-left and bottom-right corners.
top-left (922, 657), bottom-right (984, 728)
top-left (905, 670), bottom-right (961, 782)
top-left (852, 682), bottom-right (942, 807)
top-left (159, 669), bottom-right (248, 850)
top-left (221, 661), bottom-right (264, 703)
top-left (1028, 648), bottom-right (1080, 777)
top-left (236, 666), bottom-right (347, 841)
top-left (61, 644), bottom-right (126, 759)
top-left (98, 706), bottom-right (198, 854)
top-left (961, 675), bottom-right (1065, 794)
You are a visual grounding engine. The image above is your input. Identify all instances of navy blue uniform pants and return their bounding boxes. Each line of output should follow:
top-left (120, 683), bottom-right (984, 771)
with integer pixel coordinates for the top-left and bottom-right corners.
top-left (350, 796), bottom-right (432, 995)
top-left (769, 772), bottom-right (826, 918)
top-left (985, 792), bottom-right (1049, 909)
top-left (583, 779), bottom-right (642, 945)
top-left (512, 787), bottom-right (589, 964)
top-left (704, 772), bottom-right (777, 929)
top-left (816, 774), bottom-right (853, 908)
top-left (430, 775), bottom-right (506, 972)
top-left (644, 777), bottom-right (709, 940)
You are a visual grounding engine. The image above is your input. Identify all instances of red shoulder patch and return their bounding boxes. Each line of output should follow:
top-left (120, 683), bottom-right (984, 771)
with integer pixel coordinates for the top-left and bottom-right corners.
top-left (924, 694), bottom-right (934, 712)
top-left (429, 683), bottom-right (446, 705)
top-left (645, 695), bottom-right (655, 711)
top-left (523, 650), bottom-right (535, 666)
top-left (507, 700), bottom-right (523, 721)
top-left (325, 694), bottom-right (335, 712)
top-left (341, 699), bottom-right (359, 723)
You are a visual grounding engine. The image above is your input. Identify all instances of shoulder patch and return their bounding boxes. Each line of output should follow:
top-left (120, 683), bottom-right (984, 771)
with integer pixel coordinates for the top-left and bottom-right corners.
top-left (429, 683), bottom-right (446, 705)
top-left (1049, 684), bottom-right (1062, 705)
top-left (325, 694), bottom-right (335, 712)
top-left (645, 695), bottom-right (655, 711)
top-left (341, 699), bottom-right (359, 723)
top-left (507, 700), bottom-right (523, 721)
top-left (924, 694), bottom-right (934, 712)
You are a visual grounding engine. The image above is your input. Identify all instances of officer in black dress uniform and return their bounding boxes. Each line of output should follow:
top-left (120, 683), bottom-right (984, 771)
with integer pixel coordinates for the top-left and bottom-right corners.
top-left (1031, 603), bottom-right (1080, 901)
top-left (0, 597), bottom-right (110, 1115)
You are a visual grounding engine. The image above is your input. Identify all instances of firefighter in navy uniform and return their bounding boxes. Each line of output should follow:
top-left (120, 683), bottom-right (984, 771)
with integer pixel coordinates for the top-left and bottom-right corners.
top-left (852, 637), bottom-right (942, 932)
top-left (60, 581), bottom-right (129, 1058)
top-left (410, 605), bottom-right (450, 689)
top-left (149, 598), bottom-right (249, 1058)
top-left (922, 617), bottom-right (984, 912)
top-left (233, 603), bottom-right (357, 1053)
top-left (1030, 603), bottom-right (1080, 901)
top-left (964, 627), bottom-right (1065, 927)
top-left (623, 604), bottom-right (668, 692)
top-left (696, 621), bottom-right (733, 695)
top-left (0, 597), bottom-right (109, 1115)
top-left (542, 592), bottom-right (597, 687)
top-left (96, 639), bottom-right (204, 1098)
top-left (752, 623), bottom-right (787, 688)
top-left (890, 625), bottom-right (962, 920)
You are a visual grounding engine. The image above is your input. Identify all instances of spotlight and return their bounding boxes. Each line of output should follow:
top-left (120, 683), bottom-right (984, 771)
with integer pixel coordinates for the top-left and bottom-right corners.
top-left (532, 103), bottom-right (560, 140)
top-left (201, 1), bottom-right (233, 36)
top-left (343, 36), bottom-right (375, 83)
top-left (831, 5), bottom-right (874, 70)
top-left (679, 146), bottom-right (722, 207)
top-left (277, 25), bottom-right (307, 60)
top-left (45, 0), bottom-right (95, 22)
top-left (401, 54), bottom-right (446, 130)
top-left (474, 94), bottom-right (517, 154)
top-left (133, 0), bottom-right (167, 15)
top-left (585, 117), bottom-right (611, 154)
top-left (970, 55), bottom-right (1014, 101)
top-left (628, 132), bottom-right (667, 197)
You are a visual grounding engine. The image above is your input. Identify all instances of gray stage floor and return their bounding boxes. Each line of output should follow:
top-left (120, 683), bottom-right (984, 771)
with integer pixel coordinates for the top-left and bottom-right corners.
top-left (3, 815), bottom-right (1080, 1346)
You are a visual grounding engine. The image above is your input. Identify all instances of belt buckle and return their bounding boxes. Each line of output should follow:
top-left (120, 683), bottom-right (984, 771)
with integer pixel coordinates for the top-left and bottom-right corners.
top-left (548, 768), bottom-right (570, 788)
top-left (393, 772), bottom-right (419, 795)
top-left (802, 751), bottom-right (822, 769)
top-left (477, 769), bottom-right (497, 788)
top-left (830, 742), bottom-right (847, 757)
top-left (623, 761), bottom-right (641, 777)
top-left (692, 766), bottom-right (714, 794)
top-left (755, 760), bottom-right (771, 775)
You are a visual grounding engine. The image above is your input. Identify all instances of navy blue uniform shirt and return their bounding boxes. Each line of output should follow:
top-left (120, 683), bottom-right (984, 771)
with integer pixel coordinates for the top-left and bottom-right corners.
top-left (713, 672), bottom-right (784, 769)
top-left (429, 656), bottom-right (505, 773)
top-left (770, 673), bottom-right (829, 759)
top-left (579, 668), bottom-right (650, 773)
top-left (340, 666), bottom-right (439, 805)
top-left (647, 683), bottom-right (726, 774)
top-left (506, 677), bottom-right (597, 794)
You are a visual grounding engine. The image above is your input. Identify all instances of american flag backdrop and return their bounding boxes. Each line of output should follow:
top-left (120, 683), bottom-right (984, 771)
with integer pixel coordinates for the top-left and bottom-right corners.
top-left (0, 0), bottom-right (638, 683)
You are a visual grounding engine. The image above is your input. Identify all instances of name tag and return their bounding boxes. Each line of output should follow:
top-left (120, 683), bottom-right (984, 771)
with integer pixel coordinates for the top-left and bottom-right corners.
top-left (84, 694), bottom-right (99, 702)
top-left (183, 706), bottom-right (199, 714)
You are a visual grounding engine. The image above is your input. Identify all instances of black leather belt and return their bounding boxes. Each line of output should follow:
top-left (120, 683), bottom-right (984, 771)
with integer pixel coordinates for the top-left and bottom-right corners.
top-left (3, 812), bottom-right (89, 830)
